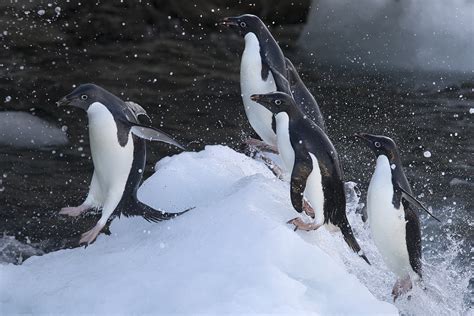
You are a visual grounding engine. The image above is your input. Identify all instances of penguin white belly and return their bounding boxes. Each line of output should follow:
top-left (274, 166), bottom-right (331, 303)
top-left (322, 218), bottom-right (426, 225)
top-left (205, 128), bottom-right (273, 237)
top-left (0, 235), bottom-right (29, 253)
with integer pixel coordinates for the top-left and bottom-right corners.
top-left (240, 32), bottom-right (277, 147)
top-left (87, 102), bottom-right (134, 204)
top-left (275, 112), bottom-right (294, 173)
top-left (304, 153), bottom-right (325, 224)
top-left (367, 155), bottom-right (412, 277)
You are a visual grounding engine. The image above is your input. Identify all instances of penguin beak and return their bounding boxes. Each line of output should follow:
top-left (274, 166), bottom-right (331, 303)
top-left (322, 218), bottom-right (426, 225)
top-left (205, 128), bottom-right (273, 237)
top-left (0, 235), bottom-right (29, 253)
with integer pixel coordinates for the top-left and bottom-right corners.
top-left (250, 94), bottom-right (262, 102)
top-left (354, 133), bottom-right (373, 146)
top-left (354, 132), bottom-right (366, 140)
top-left (219, 17), bottom-right (238, 27)
top-left (56, 97), bottom-right (71, 107)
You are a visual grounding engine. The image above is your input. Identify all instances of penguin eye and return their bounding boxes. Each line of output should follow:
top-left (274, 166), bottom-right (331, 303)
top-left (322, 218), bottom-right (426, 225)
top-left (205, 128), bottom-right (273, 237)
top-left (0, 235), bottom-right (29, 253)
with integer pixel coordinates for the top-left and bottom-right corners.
top-left (240, 22), bottom-right (247, 28)
top-left (374, 141), bottom-right (381, 148)
top-left (80, 94), bottom-right (88, 101)
top-left (274, 99), bottom-right (282, 105)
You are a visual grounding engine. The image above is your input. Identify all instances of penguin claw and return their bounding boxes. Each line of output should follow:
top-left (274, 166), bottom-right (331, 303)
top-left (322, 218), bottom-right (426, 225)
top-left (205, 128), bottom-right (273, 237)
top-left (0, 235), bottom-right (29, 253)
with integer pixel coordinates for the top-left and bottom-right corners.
top-left (303, 199), bottom-right (315, 218)
top-left (244, 138), bottom-right (279, 154)
top-left (392, 276), bottom-right (413, 301)
top-left (59, 205), bottom-right (88, 217)
top-left (79, 224), bottom-right (103, 246)
top-left (287, 217), bottom-right (322, 231)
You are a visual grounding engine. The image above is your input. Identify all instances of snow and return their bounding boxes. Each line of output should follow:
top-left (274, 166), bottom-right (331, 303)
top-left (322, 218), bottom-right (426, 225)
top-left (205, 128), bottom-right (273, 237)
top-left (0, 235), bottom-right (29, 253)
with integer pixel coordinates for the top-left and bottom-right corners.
top-left (0, 111), bottom-right (68, 148)
top-left (0, 145), bottom-right (396, 314)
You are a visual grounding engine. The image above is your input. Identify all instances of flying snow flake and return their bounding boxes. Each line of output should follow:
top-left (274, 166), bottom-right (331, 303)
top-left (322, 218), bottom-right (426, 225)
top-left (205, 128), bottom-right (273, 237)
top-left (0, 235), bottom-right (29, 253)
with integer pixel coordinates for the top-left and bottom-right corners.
top-left (37, 9), bottom-right (46, 16)
top-left (469, 108), bottom-right (474, 114)
top-left (4, 96), bottom-right (11, 103)
top-left (423, 151), bottom-right (432, 158)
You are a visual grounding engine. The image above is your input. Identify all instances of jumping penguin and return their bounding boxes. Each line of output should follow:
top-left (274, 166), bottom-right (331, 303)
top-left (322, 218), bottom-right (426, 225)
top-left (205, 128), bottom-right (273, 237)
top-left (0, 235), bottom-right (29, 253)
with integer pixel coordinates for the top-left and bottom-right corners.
top-left (57, 83), bottom-right (191, 246)
top-left (251, 91), bottom-right (370, 264)
top-left (355, 133), bottom-right (440, 300)
top-left (220, 14), bottom-right (290, 151)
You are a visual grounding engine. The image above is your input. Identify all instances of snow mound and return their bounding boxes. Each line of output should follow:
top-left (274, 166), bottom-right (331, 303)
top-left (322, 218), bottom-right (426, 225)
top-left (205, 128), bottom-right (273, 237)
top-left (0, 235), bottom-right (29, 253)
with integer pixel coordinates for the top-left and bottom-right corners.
top-left (0, 111), bottom-right (68, 148)
top-left (0, 145), bottom-right (396, 314)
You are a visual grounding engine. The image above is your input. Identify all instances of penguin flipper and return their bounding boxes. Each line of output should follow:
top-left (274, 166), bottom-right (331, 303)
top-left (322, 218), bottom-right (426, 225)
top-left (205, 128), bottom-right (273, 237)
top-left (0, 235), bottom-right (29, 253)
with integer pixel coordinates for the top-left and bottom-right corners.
top-left (266, 62), bottom-right (292, 96)
top-left (124, 101), bottom-right (151, 123)
top-left (130, 124), bottom-right (186, 150)
top-left (339, 219), bottom-right (371, 265)
top-left (396, 183), bottom-right (441, 222)
top-left (290, 156), bottom-right (313, 213)
top-left (404, 204), bottom-right (423, 278)
top-left (284, 57), bottom-right (298, 86)
top-left (125, 201), bottom-right (194, 223)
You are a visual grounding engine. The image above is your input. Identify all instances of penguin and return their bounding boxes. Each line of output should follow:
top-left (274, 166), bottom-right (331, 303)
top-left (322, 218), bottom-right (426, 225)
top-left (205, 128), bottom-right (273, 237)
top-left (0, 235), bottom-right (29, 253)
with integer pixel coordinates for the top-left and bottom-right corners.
top-left (57, 83), bottom-right (191, 246)
top-left (354, 133), bottom-right (440, 300)
top-left (219, 14), bottom-right (290, 151)
top-left (250, 91), bottom-right (370, 264)
top-left (284, 57), bottom-right (326, 131)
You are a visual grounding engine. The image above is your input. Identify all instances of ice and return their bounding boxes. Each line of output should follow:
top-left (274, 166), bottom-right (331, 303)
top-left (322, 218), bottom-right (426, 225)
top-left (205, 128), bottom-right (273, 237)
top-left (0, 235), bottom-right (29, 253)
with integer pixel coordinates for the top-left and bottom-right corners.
top-left (0, 146), bottom-right (396, 314)
top-left (0, 111), bottom-right (68, 148)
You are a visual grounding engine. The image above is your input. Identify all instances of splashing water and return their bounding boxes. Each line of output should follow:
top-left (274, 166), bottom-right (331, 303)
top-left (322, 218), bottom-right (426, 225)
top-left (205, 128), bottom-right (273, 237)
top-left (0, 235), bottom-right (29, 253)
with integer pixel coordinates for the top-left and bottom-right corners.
top-left (337, 182), bottom-right (472, 315)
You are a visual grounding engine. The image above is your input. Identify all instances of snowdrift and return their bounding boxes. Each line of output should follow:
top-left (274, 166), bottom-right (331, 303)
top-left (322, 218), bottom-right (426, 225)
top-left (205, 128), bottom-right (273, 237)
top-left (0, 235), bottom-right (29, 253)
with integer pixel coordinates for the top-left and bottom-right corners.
top-left (0, 146), bottom-right (396, 314)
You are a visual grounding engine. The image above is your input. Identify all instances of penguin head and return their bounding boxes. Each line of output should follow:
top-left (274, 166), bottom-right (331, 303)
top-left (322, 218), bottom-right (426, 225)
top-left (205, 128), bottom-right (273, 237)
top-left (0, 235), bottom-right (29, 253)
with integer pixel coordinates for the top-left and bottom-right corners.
top-left (57, 83), bottom-right (108, 111)
top-left (355, 133), bottom-right (399, 161)
top-left (219, 14), bottom-right (266, 37)
top-left (250, 91), bottom-right (294, 114)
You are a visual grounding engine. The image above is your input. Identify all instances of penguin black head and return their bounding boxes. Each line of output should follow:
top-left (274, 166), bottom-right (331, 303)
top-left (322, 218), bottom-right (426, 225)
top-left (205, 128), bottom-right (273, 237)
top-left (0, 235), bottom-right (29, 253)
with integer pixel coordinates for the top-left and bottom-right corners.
top-left (250, 91), bottom-right (294, 115)
top-left (355, 133), bottom-right (400, 161)
top-left (56, 83), bottom-right (115, 111)
top-left (219, 14), bottom-right (267, 37)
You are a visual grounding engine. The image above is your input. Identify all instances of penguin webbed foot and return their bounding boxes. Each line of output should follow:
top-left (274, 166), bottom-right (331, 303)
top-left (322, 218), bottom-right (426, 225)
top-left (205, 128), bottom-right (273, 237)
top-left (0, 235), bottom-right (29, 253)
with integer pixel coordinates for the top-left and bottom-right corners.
top-left (244, 138), bottom-right (278, 154)
top-left (59, 205), bottom-right (90, 217)
top-left (392, 276), bottom-right (413, 302)
top-left (79, 223), bottom-right (104, 247)
top-left (260, 155), bottom-right (284, 180)
top-left (287, 217), bottom-right (322, 232)
top-left (303, 199), bottom-right (315, 218)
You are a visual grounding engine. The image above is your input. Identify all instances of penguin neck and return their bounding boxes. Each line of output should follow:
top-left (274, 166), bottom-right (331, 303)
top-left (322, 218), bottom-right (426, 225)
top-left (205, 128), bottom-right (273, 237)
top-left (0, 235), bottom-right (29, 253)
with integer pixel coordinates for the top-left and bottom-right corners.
top-left (375, 154), bottom-right (410, 191)
top-left (244, 32), bottom-right (260, 53)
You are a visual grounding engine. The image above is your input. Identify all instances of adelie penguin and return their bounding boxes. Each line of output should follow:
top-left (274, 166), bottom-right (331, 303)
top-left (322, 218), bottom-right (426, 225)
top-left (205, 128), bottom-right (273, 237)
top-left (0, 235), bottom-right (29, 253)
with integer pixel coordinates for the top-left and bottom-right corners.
top-left (57, 83), bottom-right (192, 246)
top-left (355, 133), bottom-right (441, 300)
top-left (219, 14), bottom-right (289, 152)
top-left (251, 91), bottom-right (370, 264)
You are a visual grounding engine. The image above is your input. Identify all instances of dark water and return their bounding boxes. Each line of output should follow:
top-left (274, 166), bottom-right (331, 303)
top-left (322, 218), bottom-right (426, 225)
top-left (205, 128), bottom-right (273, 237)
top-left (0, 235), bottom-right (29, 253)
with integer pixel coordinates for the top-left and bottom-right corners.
top-left (0, 2), bottom-right (472, 312)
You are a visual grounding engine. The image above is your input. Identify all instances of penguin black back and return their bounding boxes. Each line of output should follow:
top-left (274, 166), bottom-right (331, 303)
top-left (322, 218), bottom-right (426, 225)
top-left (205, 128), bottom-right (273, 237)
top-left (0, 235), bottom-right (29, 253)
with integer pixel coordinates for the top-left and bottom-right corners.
top-left (251, 92), bottom-right (370, 264)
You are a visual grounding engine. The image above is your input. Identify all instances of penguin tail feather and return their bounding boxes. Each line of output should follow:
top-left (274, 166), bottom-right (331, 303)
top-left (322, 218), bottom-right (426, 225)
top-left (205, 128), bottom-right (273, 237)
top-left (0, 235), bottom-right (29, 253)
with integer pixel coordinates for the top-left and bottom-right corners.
top-left (136, 202), bottom-right (194, 223)
top-left (340, 223), bottom-right (371, 265)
